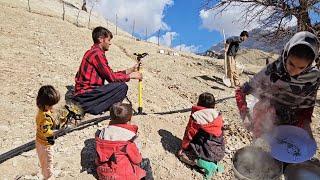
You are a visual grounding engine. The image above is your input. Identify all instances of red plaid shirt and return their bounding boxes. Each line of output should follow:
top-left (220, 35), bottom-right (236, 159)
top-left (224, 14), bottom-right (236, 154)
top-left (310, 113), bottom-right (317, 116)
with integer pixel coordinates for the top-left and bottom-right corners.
top-left (74, 44), bottom-right (130, 95)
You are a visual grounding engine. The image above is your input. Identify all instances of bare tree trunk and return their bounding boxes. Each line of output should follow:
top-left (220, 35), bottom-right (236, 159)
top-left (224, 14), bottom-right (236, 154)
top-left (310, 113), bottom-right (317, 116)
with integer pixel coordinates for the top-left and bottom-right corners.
top-left (296, 12), bottom-right (311, 31)
top-left (296, 0), bottom-right (312, 31)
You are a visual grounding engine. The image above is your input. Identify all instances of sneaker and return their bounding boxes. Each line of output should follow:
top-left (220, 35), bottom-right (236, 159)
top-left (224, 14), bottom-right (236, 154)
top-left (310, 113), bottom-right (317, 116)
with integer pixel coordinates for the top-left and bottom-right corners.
top-left (197, 159), bottom-right (224, 180)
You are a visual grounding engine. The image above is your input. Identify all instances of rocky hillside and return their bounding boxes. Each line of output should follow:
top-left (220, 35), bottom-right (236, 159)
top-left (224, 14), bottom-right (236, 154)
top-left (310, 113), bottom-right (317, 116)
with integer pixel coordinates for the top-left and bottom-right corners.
top-left (208, 28), bottom-right (292, 54)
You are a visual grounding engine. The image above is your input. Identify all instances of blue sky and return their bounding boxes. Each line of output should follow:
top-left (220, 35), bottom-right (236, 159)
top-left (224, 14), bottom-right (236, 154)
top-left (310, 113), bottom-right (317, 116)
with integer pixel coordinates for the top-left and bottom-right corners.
top-left (90, 0), bottom-right (319, 53)
top-left (163, 0), bottom-right (222, 53)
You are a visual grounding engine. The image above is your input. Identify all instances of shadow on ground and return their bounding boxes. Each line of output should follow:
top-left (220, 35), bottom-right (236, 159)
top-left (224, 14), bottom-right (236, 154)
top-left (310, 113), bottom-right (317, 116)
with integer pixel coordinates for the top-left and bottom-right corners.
top-left (158, 129), bottom-right (182, 156)
top-left (80, 138), bottom-right (98, 179)
top-left (194, 75), bottom-right (226, 88)
top-left (158, 129), bottom-right (204, 174)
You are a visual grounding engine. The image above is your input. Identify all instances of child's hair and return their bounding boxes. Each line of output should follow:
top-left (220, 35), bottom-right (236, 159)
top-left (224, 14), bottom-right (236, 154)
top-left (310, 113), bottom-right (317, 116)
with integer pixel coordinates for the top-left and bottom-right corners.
top-left (240, 31), bottom-right (249, 38)
top-left (36, 85), bottom-right (60, 111)
top-left (110, 103), bottom-right (133, 124)
top-left (197, 92), bottom-right (215, 108)
top-left (288, 44), bottom-right (315, 63)
top-left (92, 26), bottom-right (113, 44)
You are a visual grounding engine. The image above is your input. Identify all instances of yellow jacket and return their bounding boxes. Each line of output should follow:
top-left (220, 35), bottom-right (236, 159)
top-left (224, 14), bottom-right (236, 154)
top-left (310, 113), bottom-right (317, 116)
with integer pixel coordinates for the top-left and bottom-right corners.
top-left (36, 110), bottom-right (57, 146)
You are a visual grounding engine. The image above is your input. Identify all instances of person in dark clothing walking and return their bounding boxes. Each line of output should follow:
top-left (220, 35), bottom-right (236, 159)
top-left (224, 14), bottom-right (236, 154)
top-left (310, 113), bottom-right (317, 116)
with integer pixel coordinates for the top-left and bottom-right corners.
top-left (73, 26), bottom-right (142, 115)
top-left (225, 31), bottom-right (249, 87)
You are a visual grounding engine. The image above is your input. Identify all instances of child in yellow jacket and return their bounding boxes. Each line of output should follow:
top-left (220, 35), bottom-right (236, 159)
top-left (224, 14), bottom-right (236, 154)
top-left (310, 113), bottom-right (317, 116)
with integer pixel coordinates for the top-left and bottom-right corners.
top-left (35, 85), bottom-right (60, 180)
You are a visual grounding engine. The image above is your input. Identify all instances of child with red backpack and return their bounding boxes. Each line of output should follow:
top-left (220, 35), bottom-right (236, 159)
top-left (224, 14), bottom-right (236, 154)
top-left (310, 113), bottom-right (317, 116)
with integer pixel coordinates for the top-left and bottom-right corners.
top-left (178, 92), bottom-right (225, 179)
top-left (95, 103), bottom-right (153, 180)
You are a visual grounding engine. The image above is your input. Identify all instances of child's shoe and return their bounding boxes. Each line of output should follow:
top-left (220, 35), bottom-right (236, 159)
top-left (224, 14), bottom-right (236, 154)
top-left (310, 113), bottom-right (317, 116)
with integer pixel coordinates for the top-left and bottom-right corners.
top-left (178, 150), bottom-right (197, 166)
top-left (196, 159), bottom-right (224, 180)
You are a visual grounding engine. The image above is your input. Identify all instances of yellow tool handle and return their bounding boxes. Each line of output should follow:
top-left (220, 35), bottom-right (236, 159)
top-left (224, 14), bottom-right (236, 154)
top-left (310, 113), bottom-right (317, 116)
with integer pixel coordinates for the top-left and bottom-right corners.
top-left (138, 68), bottom-right (143, 108)
top-left (138, 80), bottom-right (143, 107)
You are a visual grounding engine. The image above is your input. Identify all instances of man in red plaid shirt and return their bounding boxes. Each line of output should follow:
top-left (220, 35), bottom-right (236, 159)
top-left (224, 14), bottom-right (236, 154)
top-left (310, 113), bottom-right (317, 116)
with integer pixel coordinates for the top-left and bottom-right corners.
top-left (73, 26), bottom-right (142, 115)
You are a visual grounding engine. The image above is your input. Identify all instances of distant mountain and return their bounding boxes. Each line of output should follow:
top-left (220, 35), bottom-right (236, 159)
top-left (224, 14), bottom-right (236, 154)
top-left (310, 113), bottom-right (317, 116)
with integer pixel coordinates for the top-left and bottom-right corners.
top-left (207, 28), bottom-right (292, 55)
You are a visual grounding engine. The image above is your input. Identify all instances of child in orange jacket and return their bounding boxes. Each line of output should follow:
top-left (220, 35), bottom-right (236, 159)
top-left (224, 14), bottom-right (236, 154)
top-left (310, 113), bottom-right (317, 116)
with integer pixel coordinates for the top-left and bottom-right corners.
top-left (178, 92), bottom-right (225, 179)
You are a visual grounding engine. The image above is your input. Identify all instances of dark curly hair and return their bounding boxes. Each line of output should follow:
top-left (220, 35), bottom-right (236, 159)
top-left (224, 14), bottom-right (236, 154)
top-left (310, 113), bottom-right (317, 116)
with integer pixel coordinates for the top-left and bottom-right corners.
top-left (197, 92), bottom-right (215, 108)
top-left (36, 85), bottom-right (60, 111)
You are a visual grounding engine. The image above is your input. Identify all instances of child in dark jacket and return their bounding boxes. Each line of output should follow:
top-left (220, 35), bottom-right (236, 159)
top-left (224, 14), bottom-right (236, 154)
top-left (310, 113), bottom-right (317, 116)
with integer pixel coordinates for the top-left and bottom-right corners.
top-left (178, 92), bottom-right (225, 179)
top-left (95, 103), bottom-right (153, 180)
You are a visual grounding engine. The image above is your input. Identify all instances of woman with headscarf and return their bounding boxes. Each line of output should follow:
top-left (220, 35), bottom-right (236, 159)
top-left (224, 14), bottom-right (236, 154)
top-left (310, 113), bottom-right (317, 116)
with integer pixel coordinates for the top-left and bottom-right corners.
top-left (235, 31), bottom-right (320, 138)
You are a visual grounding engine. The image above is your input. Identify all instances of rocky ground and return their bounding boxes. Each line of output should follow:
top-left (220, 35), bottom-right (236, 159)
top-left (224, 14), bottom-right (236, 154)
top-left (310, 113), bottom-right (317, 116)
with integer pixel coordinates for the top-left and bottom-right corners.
top-left (0, 0), bottom-right (319, 180)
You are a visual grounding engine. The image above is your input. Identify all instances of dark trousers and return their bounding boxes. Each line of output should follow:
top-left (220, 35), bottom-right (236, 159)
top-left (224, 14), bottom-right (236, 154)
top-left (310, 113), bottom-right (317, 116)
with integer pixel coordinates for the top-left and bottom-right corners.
top-left (74, 82), bottom-right (128, 115)
top-left (141, 158), bottom-right (154, 180)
